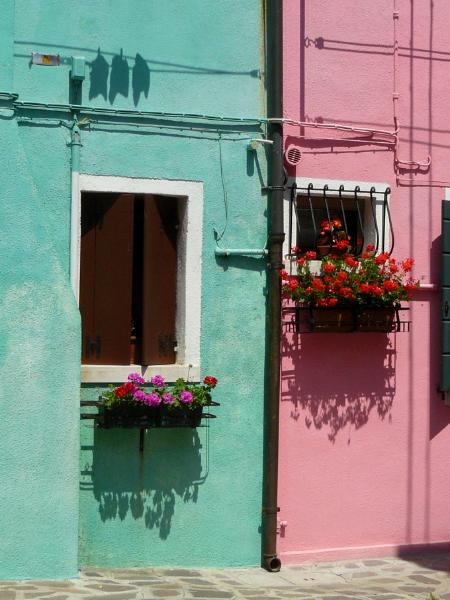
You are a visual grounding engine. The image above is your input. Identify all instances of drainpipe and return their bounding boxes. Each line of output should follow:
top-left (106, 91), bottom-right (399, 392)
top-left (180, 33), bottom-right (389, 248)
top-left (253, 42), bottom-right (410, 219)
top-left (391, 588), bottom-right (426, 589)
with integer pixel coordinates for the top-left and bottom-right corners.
top-left (262, 0), bottom-right (283, 573)
top-left (69, 119), bottom-right (81, 297)
top-left (69, 57), bottom-right (85, 297)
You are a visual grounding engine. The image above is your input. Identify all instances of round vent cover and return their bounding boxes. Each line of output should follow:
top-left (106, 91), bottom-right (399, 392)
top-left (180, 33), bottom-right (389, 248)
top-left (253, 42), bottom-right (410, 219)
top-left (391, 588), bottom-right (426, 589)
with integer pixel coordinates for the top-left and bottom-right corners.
top-left (285, 144), bottom-right (302, 166)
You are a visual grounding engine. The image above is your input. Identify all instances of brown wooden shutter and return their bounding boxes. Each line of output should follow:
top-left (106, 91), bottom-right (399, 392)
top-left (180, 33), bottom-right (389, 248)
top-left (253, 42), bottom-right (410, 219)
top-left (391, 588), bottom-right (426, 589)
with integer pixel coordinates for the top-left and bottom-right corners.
top-left (80, 193), bottom-right (134, 365)
top-left (141, 195), bottom-right (178, 365)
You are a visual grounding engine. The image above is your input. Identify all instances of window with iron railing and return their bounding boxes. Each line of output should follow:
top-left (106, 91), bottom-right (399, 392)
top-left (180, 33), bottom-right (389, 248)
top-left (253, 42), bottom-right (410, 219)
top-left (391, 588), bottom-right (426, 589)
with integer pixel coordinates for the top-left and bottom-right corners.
top-left (287, 182), bottom-right (393, 262)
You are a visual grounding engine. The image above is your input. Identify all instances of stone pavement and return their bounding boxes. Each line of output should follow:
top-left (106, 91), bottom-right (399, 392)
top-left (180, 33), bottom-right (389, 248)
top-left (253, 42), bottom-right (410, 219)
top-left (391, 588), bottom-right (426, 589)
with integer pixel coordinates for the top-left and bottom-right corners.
top-left (1, 554), bottom-right (450, 600)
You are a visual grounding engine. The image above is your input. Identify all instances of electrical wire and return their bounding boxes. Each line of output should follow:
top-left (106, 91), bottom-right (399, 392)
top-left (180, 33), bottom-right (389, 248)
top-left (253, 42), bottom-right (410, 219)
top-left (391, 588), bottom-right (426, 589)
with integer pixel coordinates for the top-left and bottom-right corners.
top-left (214, 135), bottom-right (229, 243)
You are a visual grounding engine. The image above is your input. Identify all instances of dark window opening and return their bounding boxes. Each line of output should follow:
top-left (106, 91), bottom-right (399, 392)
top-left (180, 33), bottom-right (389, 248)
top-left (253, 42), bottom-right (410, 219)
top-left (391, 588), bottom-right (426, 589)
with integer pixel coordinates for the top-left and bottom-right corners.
top-left (79, 192), bottom-right (179, 366)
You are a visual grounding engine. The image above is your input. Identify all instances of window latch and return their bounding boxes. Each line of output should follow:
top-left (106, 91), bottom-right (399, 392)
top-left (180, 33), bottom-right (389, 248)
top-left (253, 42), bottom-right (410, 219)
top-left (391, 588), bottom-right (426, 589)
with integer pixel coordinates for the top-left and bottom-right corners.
top-left (85, 335), bottom-right (101, 359)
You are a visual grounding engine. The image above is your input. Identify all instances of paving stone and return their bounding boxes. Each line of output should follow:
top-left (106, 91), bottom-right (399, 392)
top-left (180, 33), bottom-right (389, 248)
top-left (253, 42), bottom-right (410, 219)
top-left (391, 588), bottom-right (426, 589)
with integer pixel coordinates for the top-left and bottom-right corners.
top-left (321, 596), bottom-right (362, 600)
top-left (409, 574), bottom-right (443, 584)
top-left (362, 560), bottom-right (388, 566)
top-left (348, 571), bottom-right (379, 578)
top-left (85, 583), bottom-right (136, 592)
top-left (161, 570), bottom-right (201, 577)
top-left (12, 585), bottom-right (38, 590)
top-left (399, 584), bottom-right (437, 593)
top-left (370, 577), bottom-right (404, 584)
top-left (97, 593), bottom-right (139, 600)
top-left (0, 592), bottom-right (15, 600)
top-left (189, 591), bottom-right (234, 598)
top-left (180, 578), bottom-right (217, 586)
top-left (372, 595), bottom-right (407, 600)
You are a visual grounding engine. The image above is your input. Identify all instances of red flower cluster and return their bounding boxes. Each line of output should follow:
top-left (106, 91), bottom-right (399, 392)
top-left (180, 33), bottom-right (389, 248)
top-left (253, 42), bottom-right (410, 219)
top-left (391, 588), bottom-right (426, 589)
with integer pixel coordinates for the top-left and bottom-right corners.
top-left (316, 217), bottom-right (352, 255)
top-left (203, 375), bottom-right (218, 387)
top-left (281, 245), bottom-right (420, 308)
top-left (115, 382), bottom-right (136, 398)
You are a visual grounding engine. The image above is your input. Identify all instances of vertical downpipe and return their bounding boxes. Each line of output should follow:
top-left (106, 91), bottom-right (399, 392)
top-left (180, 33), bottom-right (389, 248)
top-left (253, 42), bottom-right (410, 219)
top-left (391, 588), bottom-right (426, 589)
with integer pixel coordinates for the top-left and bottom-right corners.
top-left (69, 70), bottom-right (83, 298)
top-left (70, 121), bottom-right (81, 297)
top-left (262, 0), bottom-right (283, 572)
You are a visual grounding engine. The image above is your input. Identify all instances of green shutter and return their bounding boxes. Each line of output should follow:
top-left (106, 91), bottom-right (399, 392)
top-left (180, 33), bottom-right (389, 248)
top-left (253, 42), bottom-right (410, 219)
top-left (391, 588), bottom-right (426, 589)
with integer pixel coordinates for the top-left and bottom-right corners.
top-left (442, 200), bottom-right (450, 393)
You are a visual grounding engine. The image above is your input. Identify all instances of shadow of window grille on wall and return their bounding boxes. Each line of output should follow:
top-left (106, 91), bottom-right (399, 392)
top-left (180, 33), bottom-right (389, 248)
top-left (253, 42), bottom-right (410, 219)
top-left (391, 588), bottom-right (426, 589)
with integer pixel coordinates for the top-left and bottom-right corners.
top-left (286, 182), bottom-right (394, 262)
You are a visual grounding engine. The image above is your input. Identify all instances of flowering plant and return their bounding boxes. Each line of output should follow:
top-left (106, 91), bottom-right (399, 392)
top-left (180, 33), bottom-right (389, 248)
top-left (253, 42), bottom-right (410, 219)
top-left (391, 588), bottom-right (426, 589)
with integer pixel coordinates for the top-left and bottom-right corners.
top-left (281, 245), bottom-right (420, 308)
top-left (316, 217), bottom-right (352, 254)
top-left (102, 373), bottom-right (218, 411)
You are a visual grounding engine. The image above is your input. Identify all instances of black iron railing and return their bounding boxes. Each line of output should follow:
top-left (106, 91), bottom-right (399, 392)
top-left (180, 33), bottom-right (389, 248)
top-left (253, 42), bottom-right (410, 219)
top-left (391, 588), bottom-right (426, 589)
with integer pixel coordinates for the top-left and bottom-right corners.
top-left (287, 183), bottom-right (393, 260)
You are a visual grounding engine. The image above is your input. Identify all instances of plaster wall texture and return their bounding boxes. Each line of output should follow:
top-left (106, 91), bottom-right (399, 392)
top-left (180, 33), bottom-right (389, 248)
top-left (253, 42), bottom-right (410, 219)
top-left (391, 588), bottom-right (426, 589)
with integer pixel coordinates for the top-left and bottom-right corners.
top-left (280, 0), bottom-right (450, 563)
top-left (1, 0), bottom-right (267, 577)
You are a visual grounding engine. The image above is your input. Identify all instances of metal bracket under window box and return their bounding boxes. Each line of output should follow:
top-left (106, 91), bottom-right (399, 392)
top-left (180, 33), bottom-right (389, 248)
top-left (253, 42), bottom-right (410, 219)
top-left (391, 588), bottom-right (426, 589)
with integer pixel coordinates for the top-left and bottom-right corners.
top-left (282, 305), bottom-right (410, 334)
top-left (80, 398), bottom-right (219, 429)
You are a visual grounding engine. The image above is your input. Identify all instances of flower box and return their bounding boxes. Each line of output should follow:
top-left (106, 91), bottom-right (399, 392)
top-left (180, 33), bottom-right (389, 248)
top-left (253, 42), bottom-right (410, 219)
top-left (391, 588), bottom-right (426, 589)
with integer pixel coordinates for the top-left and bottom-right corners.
top-left (293, 304), bottom-right (409, 334)
top-left (97, 402), bottom-right (206, 429)
top-left (310, 307), bottom-right (354, 332)
top-left (92, 373), bottom-right (219, 429)
top-left (282, 244), bottom-right (419, 334)
top-left (357, 307), bottom-right (397, 333)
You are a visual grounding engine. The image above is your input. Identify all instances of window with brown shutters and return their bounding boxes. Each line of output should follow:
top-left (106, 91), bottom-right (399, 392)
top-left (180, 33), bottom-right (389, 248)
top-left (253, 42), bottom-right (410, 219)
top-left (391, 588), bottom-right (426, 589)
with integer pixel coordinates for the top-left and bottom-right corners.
top-left (79, 192), bottom-right (178, 366)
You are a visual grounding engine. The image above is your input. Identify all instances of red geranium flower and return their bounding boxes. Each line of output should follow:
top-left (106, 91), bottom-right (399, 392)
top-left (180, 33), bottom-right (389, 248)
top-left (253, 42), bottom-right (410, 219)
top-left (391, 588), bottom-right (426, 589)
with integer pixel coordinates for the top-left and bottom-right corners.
top-left (115, 382), bottom-right (136, 398)
top-left (402, 258), bottom-right (414, 272)
top-left (204, 376), bottom-right (218, 387)
top-left (305, 250), bottom-right (317, 260)
top-left (383, 280), bottom-right (398, 292)
top-left (371, 285), bottom-right (383, 296)
top-left (375, 252), bottom-right (389, 265)
top-left (323, 262), bottom-right (335, 273)
top-left (312, 277), bottom-right (325, 292)
top-left (345, 256), bottom-right (358, 268)
top-left (335, 239), bottom-right (350, 251)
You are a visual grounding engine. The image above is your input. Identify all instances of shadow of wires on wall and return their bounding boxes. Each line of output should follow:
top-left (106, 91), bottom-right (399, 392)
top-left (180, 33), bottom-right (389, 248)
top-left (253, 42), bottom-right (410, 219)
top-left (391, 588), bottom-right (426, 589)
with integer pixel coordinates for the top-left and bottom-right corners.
top-left (88, 427), bottom-right (206, 539)
top-left (281, 321), bottom-right (396, 443)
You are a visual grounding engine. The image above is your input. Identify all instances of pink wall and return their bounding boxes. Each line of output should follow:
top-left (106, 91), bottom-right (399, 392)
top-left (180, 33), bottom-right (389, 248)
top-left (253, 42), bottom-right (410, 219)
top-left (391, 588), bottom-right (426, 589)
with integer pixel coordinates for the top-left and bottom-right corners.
top-left (279, 0), bottom-right (450, 563)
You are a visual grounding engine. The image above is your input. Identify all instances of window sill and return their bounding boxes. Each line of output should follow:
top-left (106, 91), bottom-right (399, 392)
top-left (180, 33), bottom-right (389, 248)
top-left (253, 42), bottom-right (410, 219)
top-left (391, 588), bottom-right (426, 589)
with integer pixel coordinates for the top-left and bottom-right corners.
top-left (80, 364), bottom-right (200, 384)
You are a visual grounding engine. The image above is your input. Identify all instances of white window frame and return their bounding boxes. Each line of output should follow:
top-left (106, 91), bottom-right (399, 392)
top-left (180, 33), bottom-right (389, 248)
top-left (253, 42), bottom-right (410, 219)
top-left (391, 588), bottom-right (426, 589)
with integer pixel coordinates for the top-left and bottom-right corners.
top-left (284, 176), bottom-right (391, 266)
top-left (72, 174), bottom-right (203, 383)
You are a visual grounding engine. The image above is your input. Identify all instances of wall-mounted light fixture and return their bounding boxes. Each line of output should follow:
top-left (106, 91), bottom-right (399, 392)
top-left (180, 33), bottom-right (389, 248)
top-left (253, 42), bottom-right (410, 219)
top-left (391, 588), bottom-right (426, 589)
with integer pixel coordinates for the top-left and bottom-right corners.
top-left (31, 52), bottom-right (61, 66)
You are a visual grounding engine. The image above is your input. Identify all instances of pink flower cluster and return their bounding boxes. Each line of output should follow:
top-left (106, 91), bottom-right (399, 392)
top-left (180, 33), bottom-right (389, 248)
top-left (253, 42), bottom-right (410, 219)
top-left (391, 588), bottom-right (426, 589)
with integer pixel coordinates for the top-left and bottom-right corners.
top-left (107, 373), bottom-right (219, 411)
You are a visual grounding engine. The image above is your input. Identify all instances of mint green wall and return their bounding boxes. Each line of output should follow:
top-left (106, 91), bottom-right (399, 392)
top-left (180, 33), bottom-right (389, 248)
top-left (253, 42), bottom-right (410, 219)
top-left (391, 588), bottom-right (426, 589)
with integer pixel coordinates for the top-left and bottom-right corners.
top-left (1, 0), bottom-right (267, 576)
top-left (0, 116), bottom-right (80, 579)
